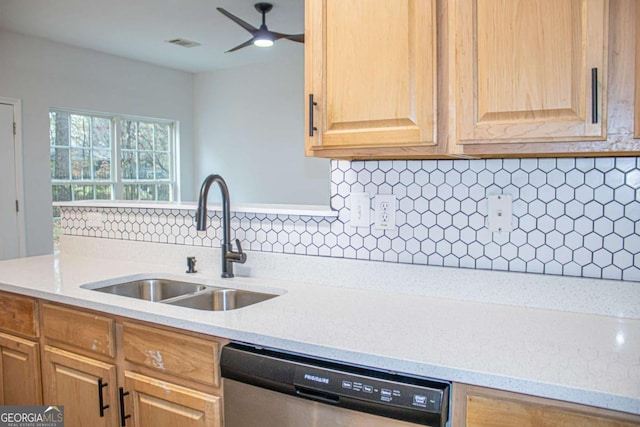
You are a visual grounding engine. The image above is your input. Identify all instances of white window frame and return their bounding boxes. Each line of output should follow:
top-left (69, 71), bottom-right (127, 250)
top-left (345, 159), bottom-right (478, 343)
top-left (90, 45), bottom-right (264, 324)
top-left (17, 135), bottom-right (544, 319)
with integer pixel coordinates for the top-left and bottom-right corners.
top-left (50, 108), bottom-right (179, 205)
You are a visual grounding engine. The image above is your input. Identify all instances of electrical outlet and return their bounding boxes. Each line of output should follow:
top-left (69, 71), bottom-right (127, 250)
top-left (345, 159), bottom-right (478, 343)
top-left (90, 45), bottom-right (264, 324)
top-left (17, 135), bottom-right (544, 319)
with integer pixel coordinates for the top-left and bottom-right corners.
top-left (85, 211), bottom-right (105, 229)
top-left (374, 195), bottom-right (396, 230)
top-left (487, 195), bottom-right (513, 232)
top-left (350, 193), bottom-right (370, 227)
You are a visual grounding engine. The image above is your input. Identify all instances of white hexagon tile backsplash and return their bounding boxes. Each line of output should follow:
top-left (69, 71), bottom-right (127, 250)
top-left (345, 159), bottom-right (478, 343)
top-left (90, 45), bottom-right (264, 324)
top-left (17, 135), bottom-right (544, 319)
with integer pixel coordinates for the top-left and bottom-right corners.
top-left (60, 157), bottom-right (640, 282)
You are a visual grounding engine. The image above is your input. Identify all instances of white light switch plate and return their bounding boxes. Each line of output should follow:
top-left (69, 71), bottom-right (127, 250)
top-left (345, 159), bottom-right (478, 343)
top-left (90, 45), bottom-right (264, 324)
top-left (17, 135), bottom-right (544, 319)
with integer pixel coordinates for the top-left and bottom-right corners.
top-left (349, 193), bottom-right (370, 227)
top-left (85, 211), bottom-right (105, 229)
top-left (487, 195), bottom-right (513, 232)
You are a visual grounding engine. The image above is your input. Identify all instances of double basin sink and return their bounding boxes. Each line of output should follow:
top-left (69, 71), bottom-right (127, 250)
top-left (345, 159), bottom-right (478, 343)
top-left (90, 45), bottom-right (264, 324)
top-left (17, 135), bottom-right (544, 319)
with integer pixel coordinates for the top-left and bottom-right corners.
top-left (82, 277), bottom-right (278, 311)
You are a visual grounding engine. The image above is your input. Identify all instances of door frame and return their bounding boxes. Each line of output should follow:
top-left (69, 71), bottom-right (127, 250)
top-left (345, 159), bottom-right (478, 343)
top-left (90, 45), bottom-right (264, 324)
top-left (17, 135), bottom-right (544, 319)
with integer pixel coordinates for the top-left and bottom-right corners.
top-left (0, 97), bottom-right (26, 257)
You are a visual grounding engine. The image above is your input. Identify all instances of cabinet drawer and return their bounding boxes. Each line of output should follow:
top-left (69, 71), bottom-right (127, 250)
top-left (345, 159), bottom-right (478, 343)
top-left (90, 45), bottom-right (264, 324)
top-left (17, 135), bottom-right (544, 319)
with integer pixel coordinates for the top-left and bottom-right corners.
top-left (41, 303), bottom-right (115, 358)
top-left (123, 322), bottom-right (220, 388)
top-left (454, 383), bottom-right (640, 426)
top-left (0, 292), bottom-right (38, 338)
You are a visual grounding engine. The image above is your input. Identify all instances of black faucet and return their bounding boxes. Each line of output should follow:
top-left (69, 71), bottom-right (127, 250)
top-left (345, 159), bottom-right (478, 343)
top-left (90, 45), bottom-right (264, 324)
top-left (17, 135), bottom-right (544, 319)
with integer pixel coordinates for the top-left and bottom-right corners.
top-left (195, 174), bottom-right (246, 278)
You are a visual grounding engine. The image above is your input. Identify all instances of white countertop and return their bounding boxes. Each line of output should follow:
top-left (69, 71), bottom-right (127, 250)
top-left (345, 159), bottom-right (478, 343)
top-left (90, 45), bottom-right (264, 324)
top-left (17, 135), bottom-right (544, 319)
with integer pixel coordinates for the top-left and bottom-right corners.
top-left (0, 238), bottom-right (638, 415)
top-left (53, 200), bottom-right (338, 217)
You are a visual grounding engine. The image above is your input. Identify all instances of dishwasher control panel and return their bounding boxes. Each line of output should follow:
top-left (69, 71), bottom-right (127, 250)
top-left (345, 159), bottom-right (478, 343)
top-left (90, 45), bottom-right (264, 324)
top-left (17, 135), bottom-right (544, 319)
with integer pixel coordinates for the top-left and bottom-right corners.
top-left (294, 365), bottom-right (445, 413)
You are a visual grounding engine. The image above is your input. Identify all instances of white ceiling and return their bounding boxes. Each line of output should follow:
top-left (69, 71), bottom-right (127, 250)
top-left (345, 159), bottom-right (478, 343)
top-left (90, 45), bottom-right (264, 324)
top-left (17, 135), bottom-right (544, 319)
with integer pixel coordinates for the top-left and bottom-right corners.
top-left (0, 0), bottom-right (304, 73)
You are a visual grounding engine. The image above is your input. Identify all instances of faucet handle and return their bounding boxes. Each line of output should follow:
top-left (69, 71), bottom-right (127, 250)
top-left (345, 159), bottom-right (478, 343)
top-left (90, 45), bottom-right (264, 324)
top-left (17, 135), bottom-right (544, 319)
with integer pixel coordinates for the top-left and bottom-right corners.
top-left (232, 239), bottom-right (247, 264)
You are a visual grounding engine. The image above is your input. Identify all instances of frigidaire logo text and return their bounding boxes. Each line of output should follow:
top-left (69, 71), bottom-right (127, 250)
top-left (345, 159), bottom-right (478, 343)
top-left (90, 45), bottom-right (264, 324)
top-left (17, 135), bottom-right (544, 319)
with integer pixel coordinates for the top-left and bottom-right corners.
top-left (304, 373), bottom-right (330, 384)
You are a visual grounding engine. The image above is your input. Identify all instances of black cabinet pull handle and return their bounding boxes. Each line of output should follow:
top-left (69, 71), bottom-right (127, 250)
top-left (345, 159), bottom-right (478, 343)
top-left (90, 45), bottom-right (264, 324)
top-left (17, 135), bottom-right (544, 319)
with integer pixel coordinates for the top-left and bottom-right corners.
top-left (97, 378), bottom-right (109, 417)
top-left (119, 387), bottom-right (131, 426)
top-left (591, 67), bottom-right (598, 124)
top-left (308, 93), bottom-right (318, 137)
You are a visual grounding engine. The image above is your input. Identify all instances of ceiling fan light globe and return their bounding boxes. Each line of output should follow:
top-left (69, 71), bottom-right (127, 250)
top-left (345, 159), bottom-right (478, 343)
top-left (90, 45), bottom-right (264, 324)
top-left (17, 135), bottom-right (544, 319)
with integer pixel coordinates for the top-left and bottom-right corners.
top-left (254, 38), bottom-right (274, 47)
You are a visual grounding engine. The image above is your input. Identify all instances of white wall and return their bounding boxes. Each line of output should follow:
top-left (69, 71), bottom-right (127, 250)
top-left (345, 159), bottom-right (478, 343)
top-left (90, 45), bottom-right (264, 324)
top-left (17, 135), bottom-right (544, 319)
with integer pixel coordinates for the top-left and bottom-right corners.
top-left (193, 53), bottom-right (330, 205)
top-left (0, 31), bottom-right (194, 256)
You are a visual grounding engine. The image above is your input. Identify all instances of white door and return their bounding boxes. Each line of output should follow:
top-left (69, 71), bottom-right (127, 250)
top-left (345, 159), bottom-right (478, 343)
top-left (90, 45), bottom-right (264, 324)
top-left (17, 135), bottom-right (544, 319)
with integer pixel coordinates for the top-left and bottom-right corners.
top-left (0, 103), bottom-right (21, 260)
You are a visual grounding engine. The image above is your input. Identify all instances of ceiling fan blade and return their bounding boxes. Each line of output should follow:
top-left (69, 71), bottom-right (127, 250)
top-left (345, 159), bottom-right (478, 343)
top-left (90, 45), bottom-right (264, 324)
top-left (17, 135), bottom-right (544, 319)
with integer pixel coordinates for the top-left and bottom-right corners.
top-left (225, 38), bottom-right (255, 53)
top-left (284, 33), bottom-right (305, 43)
top-left (217, 8), bottom-right (258, 35)
top-left (270, 32), bottom-right (305, 43)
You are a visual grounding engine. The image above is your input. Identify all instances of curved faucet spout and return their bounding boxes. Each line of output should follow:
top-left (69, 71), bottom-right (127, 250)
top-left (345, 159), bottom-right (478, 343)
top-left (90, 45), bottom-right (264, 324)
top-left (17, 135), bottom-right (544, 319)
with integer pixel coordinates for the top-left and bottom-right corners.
top-left (195, 174), bottom-right (246, 278)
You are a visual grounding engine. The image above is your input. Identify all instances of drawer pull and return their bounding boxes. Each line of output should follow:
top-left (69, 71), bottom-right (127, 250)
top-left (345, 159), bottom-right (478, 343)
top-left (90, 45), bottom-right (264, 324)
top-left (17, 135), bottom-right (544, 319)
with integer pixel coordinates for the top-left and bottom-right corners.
top-left (591, 67), bottom-right (598, 124)
top-left (309, 93), bottom-right (318, 136)
top-left (119, 387), bottom-right (131, 426)
top-left (98, 378), bottom-right (109, 417)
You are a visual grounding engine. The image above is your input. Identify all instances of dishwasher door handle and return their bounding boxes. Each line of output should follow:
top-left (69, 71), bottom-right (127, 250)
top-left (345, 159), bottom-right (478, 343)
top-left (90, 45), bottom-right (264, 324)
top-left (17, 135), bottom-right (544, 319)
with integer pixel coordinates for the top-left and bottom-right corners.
top-left (295, 387), bottom-right (340, 405)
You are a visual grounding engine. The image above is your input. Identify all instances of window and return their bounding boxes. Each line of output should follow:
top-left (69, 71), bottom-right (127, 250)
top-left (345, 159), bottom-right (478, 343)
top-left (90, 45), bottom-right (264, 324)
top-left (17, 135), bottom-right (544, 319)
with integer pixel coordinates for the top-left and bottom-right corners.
top-left (50, 110), bottom-right (177, 217)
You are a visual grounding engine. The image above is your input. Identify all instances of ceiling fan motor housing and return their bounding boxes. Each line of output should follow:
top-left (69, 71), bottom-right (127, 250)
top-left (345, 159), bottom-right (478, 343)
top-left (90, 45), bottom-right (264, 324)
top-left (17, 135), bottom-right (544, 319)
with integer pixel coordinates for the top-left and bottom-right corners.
top-left (255, 3), bottom-right (273, 14)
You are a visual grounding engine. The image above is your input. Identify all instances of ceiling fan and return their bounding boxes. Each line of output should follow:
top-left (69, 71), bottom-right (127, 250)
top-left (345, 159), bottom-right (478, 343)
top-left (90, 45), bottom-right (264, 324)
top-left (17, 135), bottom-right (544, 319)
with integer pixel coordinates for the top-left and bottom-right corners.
top-left (217, 2), bottom-right (304, 53)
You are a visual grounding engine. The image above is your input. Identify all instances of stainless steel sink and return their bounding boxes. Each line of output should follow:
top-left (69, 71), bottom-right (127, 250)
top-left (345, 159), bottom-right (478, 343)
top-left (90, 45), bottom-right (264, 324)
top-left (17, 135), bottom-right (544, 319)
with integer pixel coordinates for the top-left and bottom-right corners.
top-left (83, 277), bottom-right (280, 310)
top-left (166, 288), bottom-right (278, 311)
top-left (89, 278), bottom-right (206, 301)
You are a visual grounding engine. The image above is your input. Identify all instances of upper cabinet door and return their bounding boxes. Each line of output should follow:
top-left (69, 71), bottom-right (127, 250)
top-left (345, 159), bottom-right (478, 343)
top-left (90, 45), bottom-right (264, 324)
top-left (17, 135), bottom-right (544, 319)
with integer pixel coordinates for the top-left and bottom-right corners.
top-left (305, 0), bottom-right (439, 158)
top-left (454, 0), bottom-right (609, 146)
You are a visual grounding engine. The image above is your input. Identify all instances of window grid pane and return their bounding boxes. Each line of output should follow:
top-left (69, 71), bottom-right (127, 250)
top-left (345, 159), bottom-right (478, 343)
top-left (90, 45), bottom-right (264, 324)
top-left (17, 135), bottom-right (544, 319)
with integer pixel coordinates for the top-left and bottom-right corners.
top-left (120, 119), bottom-right (173, 188)
top-left (51, 111), bottom-right (175, 208)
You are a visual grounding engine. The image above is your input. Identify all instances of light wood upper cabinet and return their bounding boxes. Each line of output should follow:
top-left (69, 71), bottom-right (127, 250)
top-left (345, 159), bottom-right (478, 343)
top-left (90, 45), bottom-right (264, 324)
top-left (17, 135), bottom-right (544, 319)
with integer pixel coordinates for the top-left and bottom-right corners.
top-left (305, 0), bottom-right (638, 159)
top-left (305, 0), bottom-right (441, 159)
top-left (451, 0), bottom-right (609, 149)
top-left (635, 0), bottom-right (640, 138)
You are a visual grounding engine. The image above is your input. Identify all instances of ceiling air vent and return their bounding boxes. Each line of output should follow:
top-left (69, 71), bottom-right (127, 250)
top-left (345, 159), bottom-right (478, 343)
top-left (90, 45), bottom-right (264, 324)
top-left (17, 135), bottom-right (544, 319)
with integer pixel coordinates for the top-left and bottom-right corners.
top-left (166, 38), bottom-right (201, 48)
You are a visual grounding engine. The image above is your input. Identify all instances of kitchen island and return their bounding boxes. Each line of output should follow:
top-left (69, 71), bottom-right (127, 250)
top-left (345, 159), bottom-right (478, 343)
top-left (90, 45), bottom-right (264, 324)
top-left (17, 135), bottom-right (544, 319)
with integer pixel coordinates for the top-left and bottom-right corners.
top-left (0, 236), bottom-right (638, 424)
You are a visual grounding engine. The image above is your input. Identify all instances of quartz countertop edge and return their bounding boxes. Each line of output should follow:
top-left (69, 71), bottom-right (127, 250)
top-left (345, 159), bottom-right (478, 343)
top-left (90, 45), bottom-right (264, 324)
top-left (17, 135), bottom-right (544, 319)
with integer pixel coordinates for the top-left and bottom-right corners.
top-left (53, 200), bottom-right (338, 217)
top-left (0, 253), bottom-right (637, 416)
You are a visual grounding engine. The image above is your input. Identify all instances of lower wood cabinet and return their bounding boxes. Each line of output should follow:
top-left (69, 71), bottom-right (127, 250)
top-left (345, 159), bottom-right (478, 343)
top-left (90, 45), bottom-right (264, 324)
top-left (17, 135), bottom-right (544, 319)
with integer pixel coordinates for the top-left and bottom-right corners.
top-left (42, 346), bottom-right (119, 427)
top-left (40, 302), bottom-right (224, 427)
top-left (0, 332), bottom-right (42, 405)
top-left (452, 383), bottom-right (640, 427)
top-left (3, 292), bottom-right (640, 427)
top-left (0, 291), bottom-right (42, 406)
top-left (123, 371), bottom-right (221, 427)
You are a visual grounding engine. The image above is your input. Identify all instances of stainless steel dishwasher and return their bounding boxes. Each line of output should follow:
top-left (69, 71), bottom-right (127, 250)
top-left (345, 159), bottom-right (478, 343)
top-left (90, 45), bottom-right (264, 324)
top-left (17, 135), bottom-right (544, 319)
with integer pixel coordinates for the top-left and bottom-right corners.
top-left (221, 343), bottom-right (450, 427)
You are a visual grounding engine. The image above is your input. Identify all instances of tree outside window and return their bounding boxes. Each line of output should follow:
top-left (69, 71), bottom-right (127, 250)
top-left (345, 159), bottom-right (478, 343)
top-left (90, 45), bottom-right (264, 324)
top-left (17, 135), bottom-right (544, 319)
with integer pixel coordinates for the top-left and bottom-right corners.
top-left (50, 110), bottom-right (177, 246)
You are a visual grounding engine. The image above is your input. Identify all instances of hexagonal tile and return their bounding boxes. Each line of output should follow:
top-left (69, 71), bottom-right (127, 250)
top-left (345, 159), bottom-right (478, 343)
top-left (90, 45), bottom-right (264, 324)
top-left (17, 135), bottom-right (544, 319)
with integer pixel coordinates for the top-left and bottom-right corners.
top-left (535, 215), bottom-right (554, 233)
top-left (594, 185), bottom-right (614, 204)
top-left (477, 170), bottom-right (493, 187)
top-left (398, 169), bottom-right (413, 185)
top-left (554, 246), bottom-right (573, 265)
top-left (594, 156), bottom-right (615, 171)
top-left (585, 170), bottom-right (605, 188)
top-left (563, 200), bottom-right (583, 220)
top-left (584, 201), bottom-right (604, 220)
top-left (583, 233), bottom-right (603, 251)
top-left (528, 200), bottom-right (546, 218)
top-left (614, 186), bottom-right (636, 205)
top-left (593, 217), bottom-right (614, 237)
